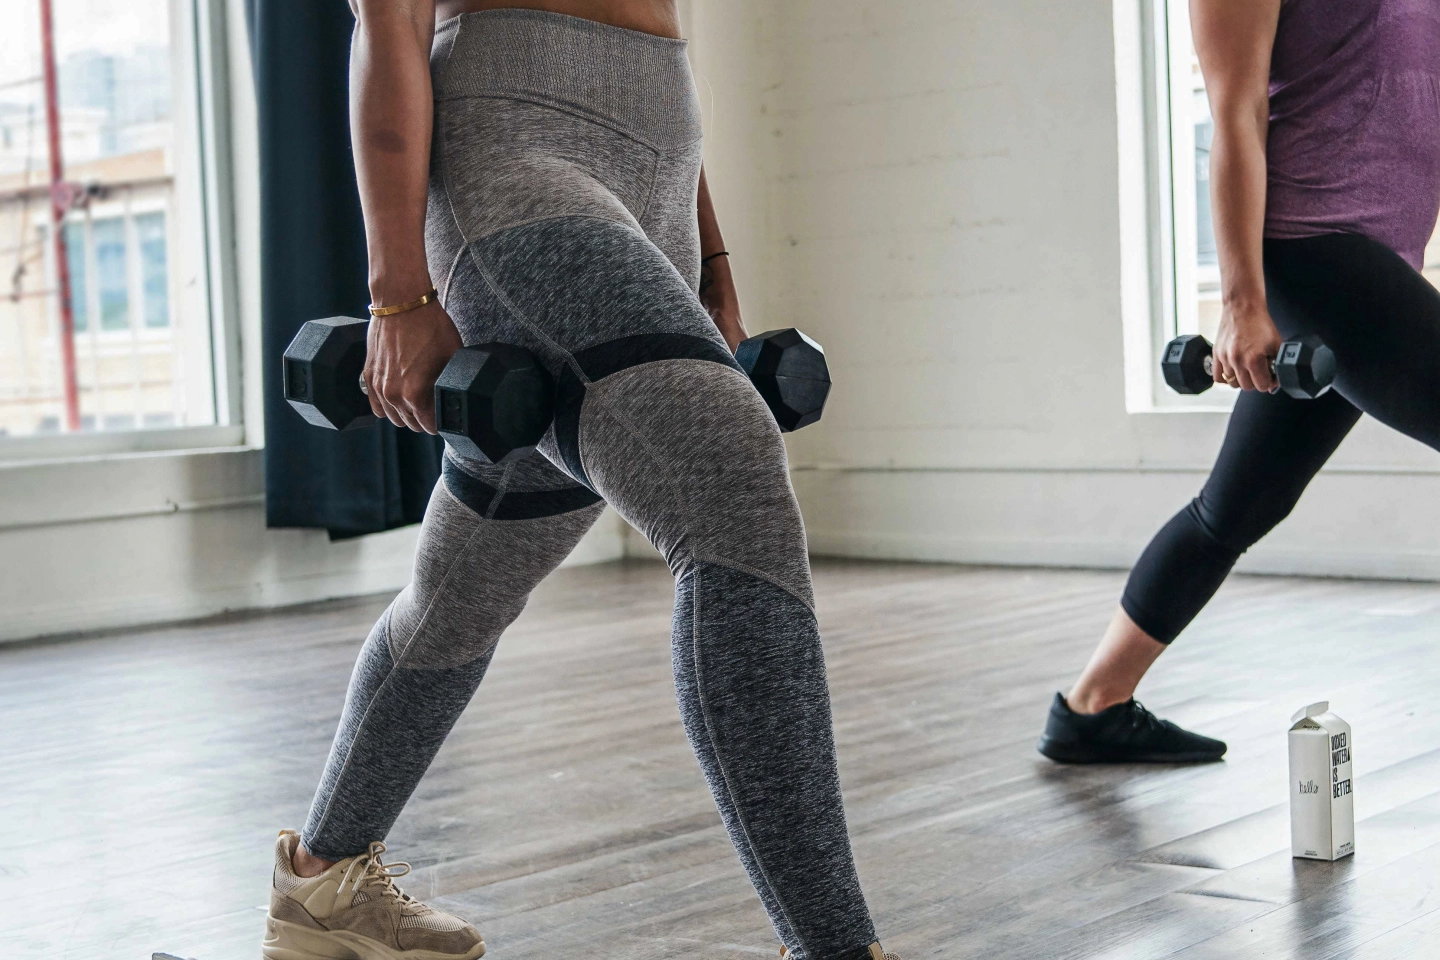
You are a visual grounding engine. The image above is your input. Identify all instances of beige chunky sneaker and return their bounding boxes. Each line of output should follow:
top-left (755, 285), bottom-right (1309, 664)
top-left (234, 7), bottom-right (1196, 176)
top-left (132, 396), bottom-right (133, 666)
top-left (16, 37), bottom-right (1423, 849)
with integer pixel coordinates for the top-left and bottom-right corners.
top-left (264, 830), bottom-right (485, 960)
top-left (780, 945), bottom-right (901, 959)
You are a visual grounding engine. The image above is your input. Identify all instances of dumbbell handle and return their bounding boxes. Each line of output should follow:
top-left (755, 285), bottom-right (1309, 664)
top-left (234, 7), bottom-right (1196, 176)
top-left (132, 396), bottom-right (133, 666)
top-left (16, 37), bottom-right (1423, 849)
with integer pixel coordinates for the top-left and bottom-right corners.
top-left (1200, 353), bottom-right (1283, 379)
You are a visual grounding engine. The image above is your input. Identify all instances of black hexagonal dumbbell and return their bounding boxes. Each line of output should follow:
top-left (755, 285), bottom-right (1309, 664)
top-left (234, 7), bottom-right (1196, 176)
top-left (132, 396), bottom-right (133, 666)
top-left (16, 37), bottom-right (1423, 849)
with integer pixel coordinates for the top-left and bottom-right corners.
top-left (735, 328), bottom-right (831, 432)
top-left (1160, 333), bottom-right (1335, 399)
top-left (431, 343), bottom-right (554, 464)
top-left (1273, 335), bottom-right (1337, 399)
top-left (282, 317), bottom-right (374, 431)
top-left (282, 316), bottom-right (554, 465)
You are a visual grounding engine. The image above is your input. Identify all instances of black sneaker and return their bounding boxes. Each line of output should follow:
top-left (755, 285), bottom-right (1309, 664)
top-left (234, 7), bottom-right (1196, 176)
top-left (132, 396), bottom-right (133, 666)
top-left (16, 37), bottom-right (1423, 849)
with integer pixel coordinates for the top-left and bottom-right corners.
top-left (1036, 692), bottom-right (1227, 763)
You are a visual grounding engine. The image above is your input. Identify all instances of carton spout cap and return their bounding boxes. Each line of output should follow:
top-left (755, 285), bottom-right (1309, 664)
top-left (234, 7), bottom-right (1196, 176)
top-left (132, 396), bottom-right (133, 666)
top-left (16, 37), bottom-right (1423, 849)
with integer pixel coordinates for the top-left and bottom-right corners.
top-left (1291, 701), bottom-right (1330, 724)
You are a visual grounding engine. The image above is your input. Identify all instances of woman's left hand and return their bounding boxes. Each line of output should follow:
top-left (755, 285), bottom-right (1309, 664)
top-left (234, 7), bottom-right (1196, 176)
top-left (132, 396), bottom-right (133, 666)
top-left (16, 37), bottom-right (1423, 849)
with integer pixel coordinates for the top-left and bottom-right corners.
top-left (700, 253), bottom-right (748, 352)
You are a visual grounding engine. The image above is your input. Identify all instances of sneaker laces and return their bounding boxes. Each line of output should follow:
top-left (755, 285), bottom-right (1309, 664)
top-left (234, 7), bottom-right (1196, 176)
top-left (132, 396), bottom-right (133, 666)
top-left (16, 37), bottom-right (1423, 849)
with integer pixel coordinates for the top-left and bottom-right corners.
top-left (337, 841), bottom-right (429, 916)
top-left (1127, 700), bottom-right (1166, 736)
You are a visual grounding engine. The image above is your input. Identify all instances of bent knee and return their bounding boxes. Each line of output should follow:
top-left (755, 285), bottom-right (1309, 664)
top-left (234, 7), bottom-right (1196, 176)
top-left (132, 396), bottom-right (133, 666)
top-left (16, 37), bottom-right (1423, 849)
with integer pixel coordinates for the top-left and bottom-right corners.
top-left (1192, 486), bottom-right (1304, 555)
top-left (387, 584), bottom-right (521, 670)
top-left (389, 475), bottom-right (603, 669)
top-left (575, 358), bottom-right (813, 607)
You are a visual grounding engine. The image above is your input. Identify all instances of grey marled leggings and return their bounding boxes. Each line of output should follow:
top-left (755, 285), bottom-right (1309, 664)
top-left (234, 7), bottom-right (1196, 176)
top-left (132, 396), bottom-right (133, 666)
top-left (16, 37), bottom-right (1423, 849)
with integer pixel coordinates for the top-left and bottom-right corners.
top-left (301, 11), bottom-right (878, 960)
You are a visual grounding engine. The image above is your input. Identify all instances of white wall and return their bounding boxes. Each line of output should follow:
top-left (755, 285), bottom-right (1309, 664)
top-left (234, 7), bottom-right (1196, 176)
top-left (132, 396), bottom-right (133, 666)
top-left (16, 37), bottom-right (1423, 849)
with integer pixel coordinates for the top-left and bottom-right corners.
top-left (689, 0), bottom-right (1440, 581)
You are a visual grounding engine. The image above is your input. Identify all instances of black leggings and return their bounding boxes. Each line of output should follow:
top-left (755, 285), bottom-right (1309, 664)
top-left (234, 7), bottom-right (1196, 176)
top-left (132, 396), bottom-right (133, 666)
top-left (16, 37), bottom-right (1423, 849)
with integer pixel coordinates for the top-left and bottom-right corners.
top-left (1123, 233), bottom-right (1440, 644)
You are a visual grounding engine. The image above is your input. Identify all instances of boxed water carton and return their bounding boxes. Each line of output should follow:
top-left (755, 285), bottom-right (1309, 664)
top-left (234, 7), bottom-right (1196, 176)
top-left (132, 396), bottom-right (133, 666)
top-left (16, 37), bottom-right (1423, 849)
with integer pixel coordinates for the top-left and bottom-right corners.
top-left (1288, 701), bottom-right (1354, 861)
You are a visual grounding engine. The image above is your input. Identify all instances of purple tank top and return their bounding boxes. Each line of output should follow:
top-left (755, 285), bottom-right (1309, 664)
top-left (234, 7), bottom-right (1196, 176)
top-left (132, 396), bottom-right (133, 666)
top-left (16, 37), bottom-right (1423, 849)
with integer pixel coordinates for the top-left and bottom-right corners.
top-left (1264, 0), bottom-right (1440, 268)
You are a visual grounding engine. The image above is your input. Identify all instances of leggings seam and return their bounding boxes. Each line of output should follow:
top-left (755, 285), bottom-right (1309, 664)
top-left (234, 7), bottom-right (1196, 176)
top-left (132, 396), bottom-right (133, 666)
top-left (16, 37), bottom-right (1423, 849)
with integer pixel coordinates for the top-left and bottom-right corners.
top-left (462, 211), bottom-right (647, 250)
top-left (395, 487), bottom-right (496, 669)
top-left (461, 218), bottom-right (698, 388)
top-left (306, 635), bottom-right (404, 852)
top-left (484, 460), bottom-right (517, 521)
top-left (635, 150), bottom-right (662, 226)
top-left (439, 243), bottom-right (466, 305)
top-left (437, 100), bottom-right (471, 250)
top-left (439, 118), bottom-right (586, 381)
top-left (309, 501), bottom-right (503, 850)
top-left (437, 90), bottom-right (696, 155)
top-left (578, 383), bottom-right (709, 575)
top-left (465, 242), bottom-right (589, 385)
top-left (689, 564), bottom-right (807, 957)
top-left (695, 552), bottom-right (815, 614)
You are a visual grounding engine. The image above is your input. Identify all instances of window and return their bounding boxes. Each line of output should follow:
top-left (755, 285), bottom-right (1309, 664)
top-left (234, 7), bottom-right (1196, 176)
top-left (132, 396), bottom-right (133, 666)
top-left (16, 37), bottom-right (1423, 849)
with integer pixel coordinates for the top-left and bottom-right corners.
top-left (1158, 0), bottom-right (1220, 349)
top-left (136, 211), bottom-right (168, 328)
top-left (63, 221), bottom-right (87, 331)
top-left (93, 217), bottom-right (129, 331)
top-left (0, 0), bottom-right (238, 449)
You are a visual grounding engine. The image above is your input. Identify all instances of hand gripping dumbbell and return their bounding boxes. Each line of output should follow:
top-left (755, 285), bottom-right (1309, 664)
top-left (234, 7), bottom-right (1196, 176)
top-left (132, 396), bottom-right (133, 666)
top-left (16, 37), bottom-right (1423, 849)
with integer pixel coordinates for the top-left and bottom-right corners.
top-left (1161, 333), bottom-right (1335, 399)
top-left (282, 316), bottom-right (554, 464)
top-left (735, 328), bottom-right (831, 431)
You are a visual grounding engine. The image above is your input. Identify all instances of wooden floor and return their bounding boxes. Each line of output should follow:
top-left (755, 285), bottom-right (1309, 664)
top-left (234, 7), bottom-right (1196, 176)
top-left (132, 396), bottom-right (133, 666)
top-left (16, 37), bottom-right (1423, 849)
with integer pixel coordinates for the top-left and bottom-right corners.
top-left (3, 559), bottom-right (1440, 960)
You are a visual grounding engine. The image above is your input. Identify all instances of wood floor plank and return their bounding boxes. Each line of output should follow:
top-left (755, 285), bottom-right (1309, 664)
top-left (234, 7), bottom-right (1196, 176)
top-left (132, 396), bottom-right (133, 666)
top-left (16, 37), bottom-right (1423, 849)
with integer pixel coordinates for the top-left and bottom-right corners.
top-left (1165, 839), bottom-right (1440, 959)
top-left (1137, 748), bottom-right (1440, 871)
top-left (1342, 903), bottom-right (1440, 959)
top-left (3, 559), bottom-right (1439, 960)
top-left (1177, 789), bottom-right (1440, 909)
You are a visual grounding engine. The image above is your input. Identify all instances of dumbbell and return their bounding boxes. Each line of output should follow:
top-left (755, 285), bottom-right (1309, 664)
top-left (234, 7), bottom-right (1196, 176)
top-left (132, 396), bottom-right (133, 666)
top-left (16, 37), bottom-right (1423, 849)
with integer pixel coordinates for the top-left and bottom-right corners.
top-left (735, 328), bottom-right (831, 431)
top-left (1161, 333), bottom-right (1335, 399)
top-left (282, 316), bottom-right (554, 465)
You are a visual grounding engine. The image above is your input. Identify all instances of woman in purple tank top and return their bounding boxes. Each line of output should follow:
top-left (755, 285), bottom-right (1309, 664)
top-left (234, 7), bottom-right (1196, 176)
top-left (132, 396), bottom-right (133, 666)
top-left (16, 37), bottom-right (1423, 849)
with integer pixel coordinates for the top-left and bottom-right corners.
top-left (1037, 0), bottom-right (1440, 763)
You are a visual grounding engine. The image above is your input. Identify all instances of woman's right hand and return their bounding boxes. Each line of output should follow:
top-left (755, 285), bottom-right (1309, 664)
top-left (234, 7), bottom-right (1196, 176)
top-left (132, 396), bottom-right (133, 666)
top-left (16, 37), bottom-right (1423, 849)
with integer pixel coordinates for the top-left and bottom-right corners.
top-left (363, 300), bottom-right (463, 434)
top-left (1212, 300), bottom-right (1282, 392)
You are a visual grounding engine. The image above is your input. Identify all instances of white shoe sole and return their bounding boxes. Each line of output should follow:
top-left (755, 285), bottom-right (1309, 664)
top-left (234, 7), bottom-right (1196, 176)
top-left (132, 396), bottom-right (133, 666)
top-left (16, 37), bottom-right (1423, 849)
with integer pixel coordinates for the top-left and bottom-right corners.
top-left (262, 916), bottom-right (486, 960)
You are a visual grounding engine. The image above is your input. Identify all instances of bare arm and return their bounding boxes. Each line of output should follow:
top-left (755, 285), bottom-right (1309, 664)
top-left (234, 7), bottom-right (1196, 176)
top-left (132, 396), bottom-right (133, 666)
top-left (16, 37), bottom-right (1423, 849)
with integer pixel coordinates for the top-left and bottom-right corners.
top-left (697, 167), bottom-right (748, 351)
top-left (1191, 0), bottom-right (1284, 392)
top-left (351, 0), bottom-right (460, 433)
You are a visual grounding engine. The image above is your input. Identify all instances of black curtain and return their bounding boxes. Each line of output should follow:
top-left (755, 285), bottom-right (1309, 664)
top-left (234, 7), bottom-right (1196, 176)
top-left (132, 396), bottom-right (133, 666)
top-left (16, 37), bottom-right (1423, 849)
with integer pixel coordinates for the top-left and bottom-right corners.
top-left (247, 0), bottom-right (442, 539)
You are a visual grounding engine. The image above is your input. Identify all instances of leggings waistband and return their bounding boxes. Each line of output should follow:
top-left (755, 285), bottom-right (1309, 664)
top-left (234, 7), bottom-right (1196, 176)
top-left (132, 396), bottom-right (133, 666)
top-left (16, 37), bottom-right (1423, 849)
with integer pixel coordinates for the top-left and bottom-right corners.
top-left (431, 9), bottom-right (702, 151)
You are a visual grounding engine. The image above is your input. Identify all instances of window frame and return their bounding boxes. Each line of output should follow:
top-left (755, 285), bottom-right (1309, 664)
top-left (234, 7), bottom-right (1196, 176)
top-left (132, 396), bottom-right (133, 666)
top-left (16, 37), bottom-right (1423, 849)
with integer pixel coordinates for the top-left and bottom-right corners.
top-left (0, 0), bottom-right (245, 463)
top-left (1120, 0), bottom-right (1238, 414)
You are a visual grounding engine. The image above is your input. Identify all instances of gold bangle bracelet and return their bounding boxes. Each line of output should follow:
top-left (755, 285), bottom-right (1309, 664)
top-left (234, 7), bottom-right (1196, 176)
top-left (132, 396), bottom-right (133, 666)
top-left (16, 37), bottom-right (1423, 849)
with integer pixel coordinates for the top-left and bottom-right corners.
top-left (368, 288), bottom-right (438, 317)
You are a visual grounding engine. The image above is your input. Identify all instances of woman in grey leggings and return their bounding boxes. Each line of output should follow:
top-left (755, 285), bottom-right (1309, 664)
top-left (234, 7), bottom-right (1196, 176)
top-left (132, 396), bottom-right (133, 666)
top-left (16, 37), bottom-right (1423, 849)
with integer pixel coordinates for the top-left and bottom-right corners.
top-left (262, 5), bottom-right (900, 960)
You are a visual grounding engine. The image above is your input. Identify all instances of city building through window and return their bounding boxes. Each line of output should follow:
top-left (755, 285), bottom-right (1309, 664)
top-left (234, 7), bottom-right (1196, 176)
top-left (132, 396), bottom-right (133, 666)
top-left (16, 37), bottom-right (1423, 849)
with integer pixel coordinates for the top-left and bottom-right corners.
top-left (0, 0), bottom-right (217, 440)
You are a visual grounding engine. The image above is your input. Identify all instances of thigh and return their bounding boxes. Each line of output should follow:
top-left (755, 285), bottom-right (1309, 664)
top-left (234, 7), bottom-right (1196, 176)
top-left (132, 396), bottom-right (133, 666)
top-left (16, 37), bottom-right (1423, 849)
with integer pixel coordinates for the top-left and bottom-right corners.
top-left (573, 349), bottom-right (812, 606)
top-left (1196, 387), bottom-right (1361, 548)
top-left (1265, 233), bottom-right (1440, 452)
